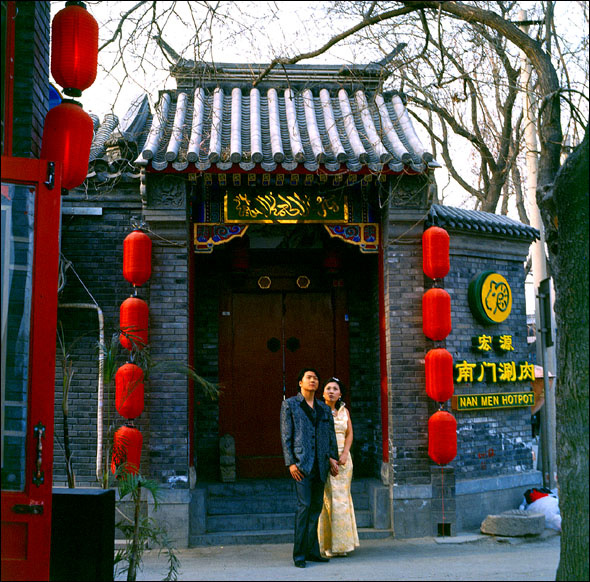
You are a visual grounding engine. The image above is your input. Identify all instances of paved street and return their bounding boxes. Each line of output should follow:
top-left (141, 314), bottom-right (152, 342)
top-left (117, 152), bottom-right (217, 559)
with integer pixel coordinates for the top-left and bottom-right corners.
top-left (120, 530), bottom-right (560, 581)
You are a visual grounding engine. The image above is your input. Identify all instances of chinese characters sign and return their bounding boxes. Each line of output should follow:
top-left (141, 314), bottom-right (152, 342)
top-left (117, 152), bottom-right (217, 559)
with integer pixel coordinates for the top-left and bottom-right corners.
top-left (225, 189), bottom-right (348, 223)
top-left (452, 272), bottom-right (535, 410)
top-left (454, 360), bottom-right (535, 383)
top-left (452, 392), bottom-right (534, 411)
top-left (472, 334), bottom-right (514, 353)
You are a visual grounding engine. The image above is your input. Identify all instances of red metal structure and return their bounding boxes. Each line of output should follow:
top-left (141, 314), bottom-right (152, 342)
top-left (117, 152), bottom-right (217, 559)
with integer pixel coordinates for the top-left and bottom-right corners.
top-left (1, 158), bottom-right (62, 581)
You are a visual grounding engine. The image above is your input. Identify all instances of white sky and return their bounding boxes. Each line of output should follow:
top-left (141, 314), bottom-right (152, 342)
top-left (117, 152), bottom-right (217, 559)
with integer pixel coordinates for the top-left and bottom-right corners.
top-left (48, 2), bottom-right (585, 315)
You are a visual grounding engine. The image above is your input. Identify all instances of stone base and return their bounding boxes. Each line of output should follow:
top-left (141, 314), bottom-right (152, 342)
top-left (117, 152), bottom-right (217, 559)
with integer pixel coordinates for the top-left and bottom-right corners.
top-left (456, 471), bottom-right (542, 531)
top-left (392, 484), bottom-right (433, 538)
top-left (147, 488), bottom-right (191, 548)
top-left (480, 509), bottom-right (545, 537)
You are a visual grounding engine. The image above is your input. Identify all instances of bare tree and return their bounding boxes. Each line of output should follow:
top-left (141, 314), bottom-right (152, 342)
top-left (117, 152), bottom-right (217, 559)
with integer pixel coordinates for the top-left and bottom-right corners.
top-left (79, 1), bottom-right (270, 113)
top-left (78, 1), bottom-right (588, 577)
top-left (252, 2), bottom-right (588, 578)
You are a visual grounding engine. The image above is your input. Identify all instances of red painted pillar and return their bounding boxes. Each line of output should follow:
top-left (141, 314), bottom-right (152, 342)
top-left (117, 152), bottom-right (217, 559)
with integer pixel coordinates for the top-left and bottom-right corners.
top-left (379, 227), bottom-right (389, 463)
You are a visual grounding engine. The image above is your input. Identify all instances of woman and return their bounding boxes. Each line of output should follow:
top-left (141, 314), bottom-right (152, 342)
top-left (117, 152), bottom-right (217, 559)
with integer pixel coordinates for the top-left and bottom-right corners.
top-left (318, 377), bottom-right (360, 557)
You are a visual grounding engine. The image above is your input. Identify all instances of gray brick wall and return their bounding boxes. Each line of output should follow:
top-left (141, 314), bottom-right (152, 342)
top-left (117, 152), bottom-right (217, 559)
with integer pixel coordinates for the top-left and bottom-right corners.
top-left (54, 187), bottom-right (191, 486)
top-left (11, 1), bottom-right (50, 157)
top-left (445, 235), bottom-right (534, 480)
top-left (381, 203), bottom-right (534, 490)
top-left (193, 256), bottom-right (222, 481)
top-left (55, 202), bottom-right (141, 486)
top-left (347, 252), bottom-right (382, 478)
top-left (145, 232), bottom-right (190, 480)
top-left (383, 210), bottom-right (432, 486)
top-left (55, 172), bottom-right (535, 498)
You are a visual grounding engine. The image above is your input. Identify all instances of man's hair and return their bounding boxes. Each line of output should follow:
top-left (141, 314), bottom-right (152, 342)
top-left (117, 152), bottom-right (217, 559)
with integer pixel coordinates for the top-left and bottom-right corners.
top-left (297, 367), bottom-right (320, 384)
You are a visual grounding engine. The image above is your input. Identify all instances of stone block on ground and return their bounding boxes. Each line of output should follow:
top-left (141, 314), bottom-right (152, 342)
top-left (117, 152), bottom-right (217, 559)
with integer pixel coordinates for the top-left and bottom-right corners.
top-left (480, 509), bottom-right (545, 537)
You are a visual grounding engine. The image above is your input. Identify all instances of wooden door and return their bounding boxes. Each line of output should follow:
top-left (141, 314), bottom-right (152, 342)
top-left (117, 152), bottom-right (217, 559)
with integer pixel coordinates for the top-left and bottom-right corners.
top-left (219, 290), bottom-right (342, 478)
top-left (1, 158), bottom-right (61, 581)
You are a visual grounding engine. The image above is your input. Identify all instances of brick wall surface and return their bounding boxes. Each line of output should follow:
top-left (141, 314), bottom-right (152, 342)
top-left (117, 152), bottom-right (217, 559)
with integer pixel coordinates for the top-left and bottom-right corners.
top-left (55, 204), bottom-right (140, 486)
top-left (445, 237), bottom-right (534, 479)
top-left (54, 194), bottom-right (191, 486)
top-left (385, 239), bottom-right (432, 485)
top-left (193, 257), bottom-right (222, 480)
top-left (12, 1), bottom-right (50, 158)
top-left (54, 172), bottom-right (534, 494)
top-left (381, 200), bottom-right (534, 488)
top-left (346, 253), bottom-right (382, 477)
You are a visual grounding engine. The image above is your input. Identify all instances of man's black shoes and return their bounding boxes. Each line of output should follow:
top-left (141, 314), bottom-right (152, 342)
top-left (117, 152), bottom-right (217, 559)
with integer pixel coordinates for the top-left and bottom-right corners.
top-left (306, 555), bottom-right (330, 563)
top-left (294, 560), bottom-right (306, 568)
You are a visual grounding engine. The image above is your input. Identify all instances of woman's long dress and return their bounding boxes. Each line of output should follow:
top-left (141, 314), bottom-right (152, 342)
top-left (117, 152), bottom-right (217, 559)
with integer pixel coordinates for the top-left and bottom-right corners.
top-left (318, 403), bottom-right (360, 557)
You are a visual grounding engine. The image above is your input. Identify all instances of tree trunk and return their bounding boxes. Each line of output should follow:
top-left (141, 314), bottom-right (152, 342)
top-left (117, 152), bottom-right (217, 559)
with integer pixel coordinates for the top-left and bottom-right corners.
top-left (549, 126), bottom-right (589, 581)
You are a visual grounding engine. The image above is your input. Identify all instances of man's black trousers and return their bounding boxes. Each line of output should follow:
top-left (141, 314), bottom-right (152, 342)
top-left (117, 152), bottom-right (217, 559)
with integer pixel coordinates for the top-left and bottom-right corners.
top-left (293, 467), bottom-right (325, 563)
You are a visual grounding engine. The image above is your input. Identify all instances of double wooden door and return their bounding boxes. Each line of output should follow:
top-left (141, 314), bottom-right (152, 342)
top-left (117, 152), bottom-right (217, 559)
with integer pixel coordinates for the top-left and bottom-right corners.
top-left (219, 288), bottom-right (348, 478)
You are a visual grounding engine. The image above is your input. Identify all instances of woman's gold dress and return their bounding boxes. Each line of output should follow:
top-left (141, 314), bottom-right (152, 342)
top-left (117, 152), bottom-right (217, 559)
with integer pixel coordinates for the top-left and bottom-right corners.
top-left (318, 403), bottom-right (360, 557)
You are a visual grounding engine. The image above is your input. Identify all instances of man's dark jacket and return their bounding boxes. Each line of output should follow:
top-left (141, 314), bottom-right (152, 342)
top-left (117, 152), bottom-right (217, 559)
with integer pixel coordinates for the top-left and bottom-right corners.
top-left (280, 392), bottom-right (339, 482)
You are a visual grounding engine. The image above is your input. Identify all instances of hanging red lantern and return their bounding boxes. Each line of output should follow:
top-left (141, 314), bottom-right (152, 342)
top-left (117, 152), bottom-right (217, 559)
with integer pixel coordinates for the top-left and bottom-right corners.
top-left (120, 296), bottom-right (149, 350)
top-left (115, 363), bottom-right (145, 419)
top-left (422, 288), bottom-right (452, 341)
top-left (425, 348), bottom-right (454, 402)
top-left (428, 410), bottom-right (457, 465)
top-left (51, 1), bottom-right (99, 97)
top-left (422, 226), bottom-right (450, 280)
top-left (40, 100), bottom-right (93, 190)
top-left (123, 230), bottom-right (152, 286)
top-left (111, 425), bottom-right (142, 475)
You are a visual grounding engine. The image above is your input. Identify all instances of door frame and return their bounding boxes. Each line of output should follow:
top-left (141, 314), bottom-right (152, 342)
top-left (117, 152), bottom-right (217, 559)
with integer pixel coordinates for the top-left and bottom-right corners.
top-left (1, 157), bottom-right (61, 581)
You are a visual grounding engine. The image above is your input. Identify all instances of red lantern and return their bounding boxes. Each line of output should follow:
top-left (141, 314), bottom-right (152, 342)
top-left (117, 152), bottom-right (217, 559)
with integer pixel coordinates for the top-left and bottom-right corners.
top-left (123, 230), bottom-right (152, 286)
top-left (428, 410), bottom-right (457, 465)
top-left (425, 348), bottom-right (454, 402)
top-left (51, 1), bottom-right (98, 97)
top-left (423, 226), bottom-right (450, 279)
top-left (115, 363), bottom-right (144, 419)
top-left (120, 297), bottom-right (149, 350)
top-left (111, 425), bottom-right (142, 475)
top-left (40, 100), bottom-right (94, 190)
top-left (422, 288), bottom-right (452, 341)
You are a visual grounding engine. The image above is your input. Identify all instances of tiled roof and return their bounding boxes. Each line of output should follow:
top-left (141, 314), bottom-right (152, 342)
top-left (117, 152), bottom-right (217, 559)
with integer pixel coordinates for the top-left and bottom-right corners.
top-left (87, 63), bottom-right (438, 176)
top-left (426, 204), bottom-right (539, 241)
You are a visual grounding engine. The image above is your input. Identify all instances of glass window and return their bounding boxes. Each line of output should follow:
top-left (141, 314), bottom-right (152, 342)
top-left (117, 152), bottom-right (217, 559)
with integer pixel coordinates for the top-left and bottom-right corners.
top-left (1, 182), bottom-right (35, 491)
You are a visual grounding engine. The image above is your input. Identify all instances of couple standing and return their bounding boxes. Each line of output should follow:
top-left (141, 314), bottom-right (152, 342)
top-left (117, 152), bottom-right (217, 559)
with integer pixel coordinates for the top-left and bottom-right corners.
top-left (280, 368), bottom-right (359, 568)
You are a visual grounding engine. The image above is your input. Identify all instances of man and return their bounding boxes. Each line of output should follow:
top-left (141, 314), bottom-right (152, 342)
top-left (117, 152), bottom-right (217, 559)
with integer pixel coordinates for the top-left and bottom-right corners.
top-left (280, 367), bottom-right (339, 568)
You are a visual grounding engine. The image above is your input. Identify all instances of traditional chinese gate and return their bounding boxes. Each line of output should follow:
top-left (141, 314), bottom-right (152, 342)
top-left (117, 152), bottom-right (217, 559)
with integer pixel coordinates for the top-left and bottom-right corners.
top-left (194, 179), bottom-right (377, 478)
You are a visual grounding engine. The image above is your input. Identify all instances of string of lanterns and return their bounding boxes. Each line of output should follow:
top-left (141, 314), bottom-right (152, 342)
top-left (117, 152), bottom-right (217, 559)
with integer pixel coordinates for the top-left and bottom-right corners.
top-left (41, 1), bottom-right (98, 192)
top-left (111, 229), bottom-right (152, 476)
top-left (422, 226), bottom-right (457, 466)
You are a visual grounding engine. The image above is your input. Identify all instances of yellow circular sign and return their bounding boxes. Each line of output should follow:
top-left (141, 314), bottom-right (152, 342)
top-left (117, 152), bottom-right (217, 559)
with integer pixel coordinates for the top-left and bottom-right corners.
top-left (480, 273), bottom-right (512, 323)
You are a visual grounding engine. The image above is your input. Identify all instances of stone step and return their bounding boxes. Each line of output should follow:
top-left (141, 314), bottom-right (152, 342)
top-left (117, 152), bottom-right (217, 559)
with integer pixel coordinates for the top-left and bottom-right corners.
top-left (206, 491), bottom-right (369, 515)
top-left (204, 478), bottom-right (371, 498)
top-left (206, 509), bottom-right (373, 533)
top-left (189, 527), bottom-right (392, 547)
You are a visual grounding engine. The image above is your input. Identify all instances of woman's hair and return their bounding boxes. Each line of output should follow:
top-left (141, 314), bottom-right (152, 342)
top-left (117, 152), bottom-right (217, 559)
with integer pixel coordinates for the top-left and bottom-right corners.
top-left (323, 377), bottom-right (346, 409)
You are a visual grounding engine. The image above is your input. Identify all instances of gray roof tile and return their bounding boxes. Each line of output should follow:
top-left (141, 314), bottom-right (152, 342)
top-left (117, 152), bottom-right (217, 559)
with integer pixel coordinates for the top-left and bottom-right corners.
top-left (87, 66), bottom-right (438, 176)
top-left (427, 204), bottom-right (539, 240)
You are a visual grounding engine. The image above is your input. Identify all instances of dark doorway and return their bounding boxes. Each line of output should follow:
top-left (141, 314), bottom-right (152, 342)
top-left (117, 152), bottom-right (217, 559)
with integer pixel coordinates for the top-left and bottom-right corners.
top-left (218, 247), bottom-right (349, 478)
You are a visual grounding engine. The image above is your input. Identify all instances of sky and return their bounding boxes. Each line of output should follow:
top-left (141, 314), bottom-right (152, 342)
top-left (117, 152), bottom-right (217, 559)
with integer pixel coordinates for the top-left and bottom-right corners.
top-left (48, 1), bottom-right (587, 315)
